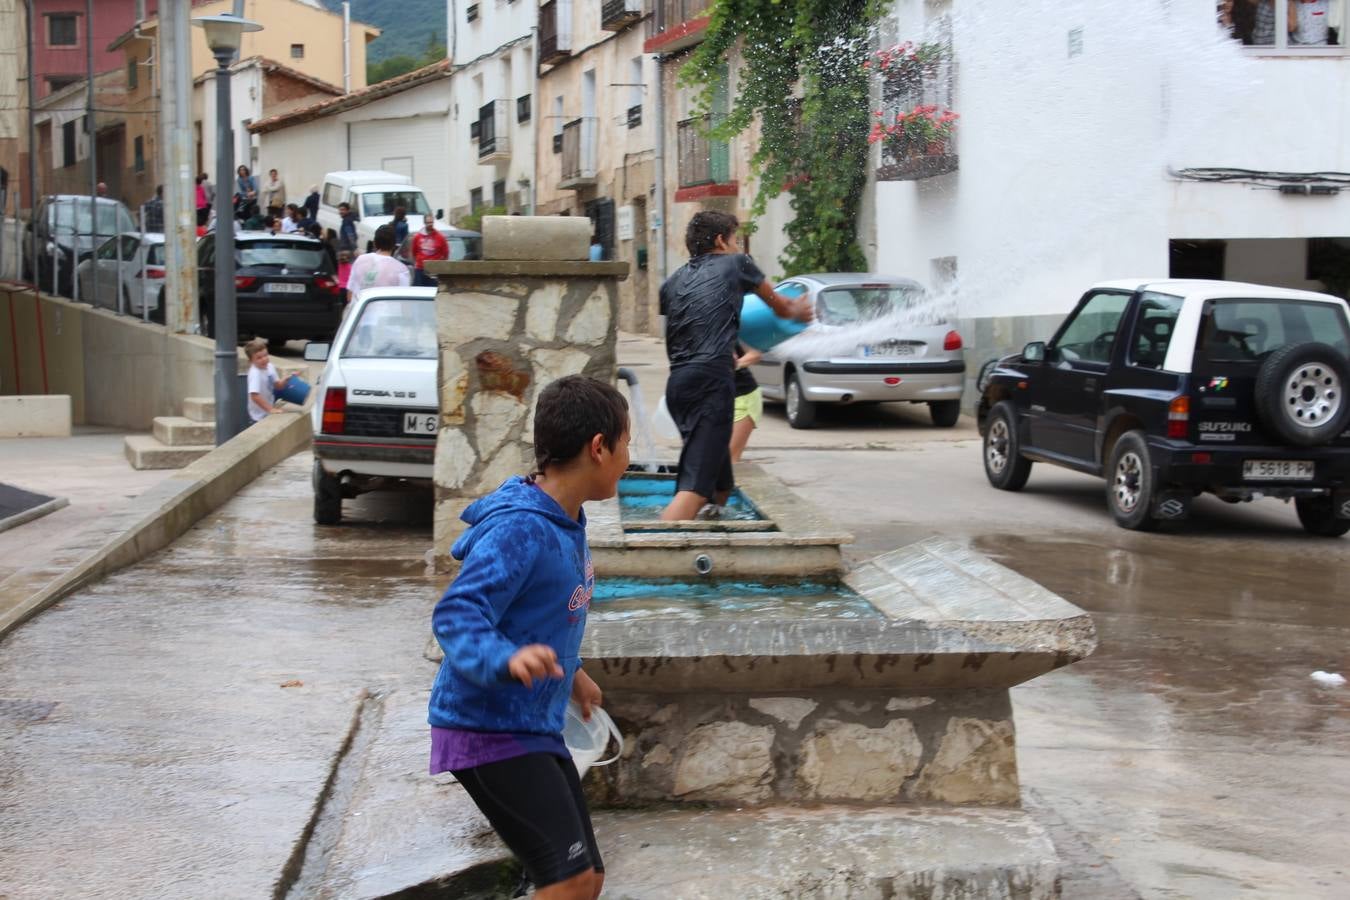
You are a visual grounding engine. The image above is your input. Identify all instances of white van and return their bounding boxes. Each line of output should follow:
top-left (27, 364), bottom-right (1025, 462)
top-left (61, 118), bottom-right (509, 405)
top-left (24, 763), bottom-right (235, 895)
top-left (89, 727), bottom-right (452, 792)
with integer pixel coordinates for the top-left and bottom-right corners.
top-left (316, 170), bottom-right (445, 251)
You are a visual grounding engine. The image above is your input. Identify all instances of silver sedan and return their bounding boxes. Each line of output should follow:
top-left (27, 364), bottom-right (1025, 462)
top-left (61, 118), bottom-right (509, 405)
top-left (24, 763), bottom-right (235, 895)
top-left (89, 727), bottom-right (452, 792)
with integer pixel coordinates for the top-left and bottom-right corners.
top-left (750, 274), bottom-right (965, 428)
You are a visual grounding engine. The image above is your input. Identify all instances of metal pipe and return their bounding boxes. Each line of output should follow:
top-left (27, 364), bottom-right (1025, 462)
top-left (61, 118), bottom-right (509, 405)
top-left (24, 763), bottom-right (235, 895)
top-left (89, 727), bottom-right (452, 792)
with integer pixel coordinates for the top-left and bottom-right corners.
top-left (651, 52), bottom-right (667, 285)
top-left (213, 53), bottom-right (240, 444)
top-left (25, 0), bottom-right (37, 291)
top-left (81, 0), bottom-right (95, 306)
top-left (342, 2), bottom-right (353, 93)
top-left (140, 205), bottom-right (149, 321)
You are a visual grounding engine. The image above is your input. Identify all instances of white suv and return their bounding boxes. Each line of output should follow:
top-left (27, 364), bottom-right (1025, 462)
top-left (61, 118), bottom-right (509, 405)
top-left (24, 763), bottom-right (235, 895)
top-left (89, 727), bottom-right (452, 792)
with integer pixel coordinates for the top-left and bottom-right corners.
top-left (306, 286), bottom-right (439, 524)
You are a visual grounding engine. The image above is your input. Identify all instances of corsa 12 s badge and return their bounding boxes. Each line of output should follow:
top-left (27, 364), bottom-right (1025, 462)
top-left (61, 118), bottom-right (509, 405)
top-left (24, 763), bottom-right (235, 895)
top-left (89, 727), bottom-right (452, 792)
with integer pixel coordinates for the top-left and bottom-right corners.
top-left (351, 389), bottom-right (418, 398)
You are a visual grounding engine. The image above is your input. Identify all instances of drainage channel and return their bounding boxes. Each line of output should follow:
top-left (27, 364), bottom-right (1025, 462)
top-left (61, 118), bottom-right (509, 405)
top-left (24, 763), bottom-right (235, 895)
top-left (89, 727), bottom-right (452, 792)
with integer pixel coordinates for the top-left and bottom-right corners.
top-left (274, 690), bottom-right (386, 900)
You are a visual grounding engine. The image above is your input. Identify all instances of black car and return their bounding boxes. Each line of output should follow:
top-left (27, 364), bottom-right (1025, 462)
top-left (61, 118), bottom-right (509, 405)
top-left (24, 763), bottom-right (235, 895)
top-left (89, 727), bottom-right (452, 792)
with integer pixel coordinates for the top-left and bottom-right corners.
top-left (977, 279), bottom-right (1350, 535)
top-left (23, 195), bottom-right (137, 298)
top-left (196, 231), bottom-right (343, 344)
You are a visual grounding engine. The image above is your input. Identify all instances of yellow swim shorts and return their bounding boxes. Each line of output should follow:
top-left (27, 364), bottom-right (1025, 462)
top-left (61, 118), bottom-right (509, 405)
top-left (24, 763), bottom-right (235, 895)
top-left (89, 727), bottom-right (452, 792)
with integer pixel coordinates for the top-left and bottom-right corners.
top-left (734, 387), bottom-right (763, 425)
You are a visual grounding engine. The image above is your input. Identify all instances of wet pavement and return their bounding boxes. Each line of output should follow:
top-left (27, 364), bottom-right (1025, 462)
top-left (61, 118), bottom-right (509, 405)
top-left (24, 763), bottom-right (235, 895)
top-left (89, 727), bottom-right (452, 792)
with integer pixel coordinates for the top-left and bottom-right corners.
top-left (1, 343), bottom-right (1348, 896)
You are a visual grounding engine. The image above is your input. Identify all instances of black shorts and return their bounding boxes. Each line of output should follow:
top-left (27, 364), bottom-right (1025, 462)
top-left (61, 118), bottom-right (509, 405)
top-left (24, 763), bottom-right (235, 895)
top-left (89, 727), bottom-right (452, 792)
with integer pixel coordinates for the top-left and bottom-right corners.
top-left (452, 753), bottom-right (603, 888)
top-left (667, 365), bottom-right (735, 501)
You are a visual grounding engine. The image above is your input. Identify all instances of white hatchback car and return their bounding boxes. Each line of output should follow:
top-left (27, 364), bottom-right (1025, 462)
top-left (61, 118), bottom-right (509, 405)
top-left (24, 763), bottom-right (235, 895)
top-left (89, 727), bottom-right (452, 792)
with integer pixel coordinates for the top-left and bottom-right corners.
top-left (306, 286), bottom-right (439, 524)
top-left (75, 231), bottom-right (166, 316)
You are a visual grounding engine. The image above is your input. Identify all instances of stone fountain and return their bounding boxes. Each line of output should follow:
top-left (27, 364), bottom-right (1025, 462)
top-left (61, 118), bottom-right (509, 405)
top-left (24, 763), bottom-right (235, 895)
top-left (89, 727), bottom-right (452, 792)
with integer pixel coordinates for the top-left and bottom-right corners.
top-left (423, 218), bottom-right (1096, 898)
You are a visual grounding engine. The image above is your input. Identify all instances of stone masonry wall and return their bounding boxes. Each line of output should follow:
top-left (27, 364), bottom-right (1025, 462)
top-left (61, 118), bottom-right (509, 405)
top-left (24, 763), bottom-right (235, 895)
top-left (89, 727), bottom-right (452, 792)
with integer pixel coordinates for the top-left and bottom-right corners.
top-left (585, 688), bottom-right (1020, 809)
top-left (433, 273), bottom-right (620, 570)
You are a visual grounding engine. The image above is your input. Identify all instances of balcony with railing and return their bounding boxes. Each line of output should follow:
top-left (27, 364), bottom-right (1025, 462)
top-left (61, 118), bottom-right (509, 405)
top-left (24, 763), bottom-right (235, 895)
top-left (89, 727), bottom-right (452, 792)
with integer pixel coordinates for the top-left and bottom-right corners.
top-left (644, 0), bottom-right (711, 54)
top-left (477, 100), bottom-right (511, 162)
top-left (560, 117), bottom-right (598, 189)
top-left (602, 0), bottom-right (643, 31)
top-left (540, 0), bottom-right (573, 66)
top-left (674, 115), bottom-right (735, 202)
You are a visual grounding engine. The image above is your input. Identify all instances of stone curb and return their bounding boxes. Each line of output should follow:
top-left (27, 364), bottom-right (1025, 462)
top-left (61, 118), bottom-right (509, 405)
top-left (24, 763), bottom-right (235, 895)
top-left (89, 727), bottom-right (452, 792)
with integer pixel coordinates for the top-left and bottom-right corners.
top-left (0, 412), bottom-right (312, 641)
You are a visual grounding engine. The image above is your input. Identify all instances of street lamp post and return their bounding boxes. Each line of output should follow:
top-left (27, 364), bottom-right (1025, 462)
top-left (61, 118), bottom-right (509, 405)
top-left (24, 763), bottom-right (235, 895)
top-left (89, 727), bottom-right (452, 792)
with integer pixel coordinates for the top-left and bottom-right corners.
top-left (193, 13), bottom-right (262, 445)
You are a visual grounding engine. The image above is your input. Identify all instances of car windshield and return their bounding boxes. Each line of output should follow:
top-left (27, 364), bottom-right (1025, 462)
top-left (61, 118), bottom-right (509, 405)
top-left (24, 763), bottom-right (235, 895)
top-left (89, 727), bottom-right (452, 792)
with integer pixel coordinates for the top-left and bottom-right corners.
top-left (343, 298), bottom-right (438, 359)
top-left (817, 286), bottom-right (924, 325)
top-left (52, 201), bottom-right (133, 236)
top-left (449, 234), bottom-right (481, 261)
top-left (236, 241), bottom-right (332, 272)
top-left (1201, 298), bottom-right (1350, 362)
top-left (361, 191), bottom-right (431, 217)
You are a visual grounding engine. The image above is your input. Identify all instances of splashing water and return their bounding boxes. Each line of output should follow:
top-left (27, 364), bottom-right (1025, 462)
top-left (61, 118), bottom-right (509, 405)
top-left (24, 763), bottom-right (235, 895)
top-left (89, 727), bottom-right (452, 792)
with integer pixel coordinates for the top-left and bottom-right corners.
top-left (767, 281), bottom-right (961, 359)
top-left (621, 377), bottom-right (662, 472)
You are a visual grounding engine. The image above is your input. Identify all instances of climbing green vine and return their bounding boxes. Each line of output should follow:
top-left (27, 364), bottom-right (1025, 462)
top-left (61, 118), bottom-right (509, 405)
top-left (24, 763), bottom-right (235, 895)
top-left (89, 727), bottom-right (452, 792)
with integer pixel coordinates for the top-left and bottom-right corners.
top-left (680, 0), bottom-right (884, 275)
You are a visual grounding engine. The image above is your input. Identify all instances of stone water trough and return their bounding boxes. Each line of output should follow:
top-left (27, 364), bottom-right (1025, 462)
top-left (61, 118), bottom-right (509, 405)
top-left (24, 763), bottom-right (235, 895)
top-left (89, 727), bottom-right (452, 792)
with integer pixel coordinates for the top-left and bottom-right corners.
top-left (427, 218), bottom-right (1097, 897)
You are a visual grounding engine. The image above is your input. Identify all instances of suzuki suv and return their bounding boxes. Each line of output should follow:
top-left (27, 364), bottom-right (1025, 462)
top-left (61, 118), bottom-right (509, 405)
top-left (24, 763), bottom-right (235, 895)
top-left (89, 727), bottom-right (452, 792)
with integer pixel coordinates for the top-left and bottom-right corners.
top-left (977, 280), bottom-right (1350, 534)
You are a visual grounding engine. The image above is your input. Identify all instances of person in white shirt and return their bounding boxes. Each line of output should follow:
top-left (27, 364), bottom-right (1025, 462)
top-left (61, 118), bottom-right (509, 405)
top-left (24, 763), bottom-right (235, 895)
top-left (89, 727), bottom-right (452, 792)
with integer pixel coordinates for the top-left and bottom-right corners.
top-left (345, 224), bottom-right (411, 306)
top-left (1291, 0), bottom-right (1331, 44)
top-left (280, 203), bottom-right (302, 234)
top-left (244, 337), bottom-right (294, 423)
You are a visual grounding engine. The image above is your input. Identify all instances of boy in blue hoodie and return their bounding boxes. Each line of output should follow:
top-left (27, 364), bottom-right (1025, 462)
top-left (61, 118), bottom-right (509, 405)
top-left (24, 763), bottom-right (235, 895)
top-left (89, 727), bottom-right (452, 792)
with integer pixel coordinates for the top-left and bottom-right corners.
top-left (429, 375), bottom-right (629, 900)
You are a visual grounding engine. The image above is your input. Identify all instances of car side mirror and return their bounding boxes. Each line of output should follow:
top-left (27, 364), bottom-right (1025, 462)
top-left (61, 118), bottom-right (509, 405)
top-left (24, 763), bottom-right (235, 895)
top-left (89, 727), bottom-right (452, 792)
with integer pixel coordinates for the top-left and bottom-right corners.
top-left (1023, 341), bottom-right (1046, 363)
top-left (303, 341), bottom-right (330, 362)
top-left (436, 209), bottom-right (444, 221)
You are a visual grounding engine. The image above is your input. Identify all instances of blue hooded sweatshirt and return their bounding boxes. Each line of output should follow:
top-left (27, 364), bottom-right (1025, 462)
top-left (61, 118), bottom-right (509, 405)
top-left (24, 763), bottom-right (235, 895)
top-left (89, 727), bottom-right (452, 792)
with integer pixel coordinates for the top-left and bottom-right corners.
top-left (427, 476), bottom-right (593, 737)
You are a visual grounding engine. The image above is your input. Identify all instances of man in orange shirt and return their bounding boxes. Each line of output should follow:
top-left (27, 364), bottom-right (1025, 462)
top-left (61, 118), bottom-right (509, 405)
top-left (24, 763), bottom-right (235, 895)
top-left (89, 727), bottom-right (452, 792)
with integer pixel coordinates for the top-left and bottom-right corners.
top-left (410, 213), bottom-right (450, 287)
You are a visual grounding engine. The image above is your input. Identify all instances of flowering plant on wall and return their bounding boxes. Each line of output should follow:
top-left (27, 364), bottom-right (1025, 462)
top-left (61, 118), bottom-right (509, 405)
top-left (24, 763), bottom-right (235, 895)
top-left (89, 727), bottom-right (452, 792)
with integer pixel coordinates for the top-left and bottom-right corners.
top-left (864, 41), bottom-right (946, 82)
top-left (868, 105), bottom-right (959, 157)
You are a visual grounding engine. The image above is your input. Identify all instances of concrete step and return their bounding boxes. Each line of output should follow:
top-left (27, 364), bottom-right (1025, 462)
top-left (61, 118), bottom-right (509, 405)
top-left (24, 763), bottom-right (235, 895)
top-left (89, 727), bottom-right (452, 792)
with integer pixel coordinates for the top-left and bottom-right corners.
top-left (152, 416), bottom-right (216, 447)
top-left (123, 435), bottom-right (213, 470)
top-left (182, 396), bottom-right (215, 423)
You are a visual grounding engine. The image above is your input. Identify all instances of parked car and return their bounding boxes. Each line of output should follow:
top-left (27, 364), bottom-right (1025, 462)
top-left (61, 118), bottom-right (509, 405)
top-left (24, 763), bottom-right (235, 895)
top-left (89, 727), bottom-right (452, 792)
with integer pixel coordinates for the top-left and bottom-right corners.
top-left (195, 230), bottom-right (343, 344)
top-left (75, 231), bottom-right (166, 316)
top-left (315, 170), bottom-right (447, 252)
top-left (306, 286), bottom-right (439, 524)
top-left (749, 274), bottom-right (965, 428)
top-left (395, 226), bottom-right (482, 265)
top-left (977, 279), bottom-right (1350, 534)
top-left (23, 195), bottom-right (137, 297)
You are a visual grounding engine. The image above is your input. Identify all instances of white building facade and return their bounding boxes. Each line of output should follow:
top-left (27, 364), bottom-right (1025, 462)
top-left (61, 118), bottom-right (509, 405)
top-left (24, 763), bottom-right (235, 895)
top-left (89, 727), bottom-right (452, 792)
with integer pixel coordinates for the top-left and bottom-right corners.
top-left (446, 0), bottom-right (538, 221)
top-left (868, 0), bottom-right (1350, 386)
top-left (250, 63), bottom-right (455, 218)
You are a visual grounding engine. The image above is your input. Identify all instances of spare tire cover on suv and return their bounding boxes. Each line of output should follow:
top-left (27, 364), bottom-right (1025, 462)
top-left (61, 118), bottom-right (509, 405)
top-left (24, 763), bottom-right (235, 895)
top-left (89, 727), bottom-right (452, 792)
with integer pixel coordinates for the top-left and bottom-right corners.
top-left (1253, 342), bottom-right (1350, 447)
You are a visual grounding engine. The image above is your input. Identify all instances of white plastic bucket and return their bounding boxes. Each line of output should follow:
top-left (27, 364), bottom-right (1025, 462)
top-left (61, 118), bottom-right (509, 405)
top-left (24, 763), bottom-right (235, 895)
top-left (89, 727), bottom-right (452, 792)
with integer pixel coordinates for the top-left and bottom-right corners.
top-left (563, 701), bottom-right (624, 776)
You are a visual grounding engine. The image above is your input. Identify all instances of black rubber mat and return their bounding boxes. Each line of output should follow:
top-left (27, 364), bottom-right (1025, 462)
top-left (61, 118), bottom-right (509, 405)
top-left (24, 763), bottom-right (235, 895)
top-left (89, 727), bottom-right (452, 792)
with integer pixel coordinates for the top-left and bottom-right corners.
top-left (0, 483), bottom-right (57, 520)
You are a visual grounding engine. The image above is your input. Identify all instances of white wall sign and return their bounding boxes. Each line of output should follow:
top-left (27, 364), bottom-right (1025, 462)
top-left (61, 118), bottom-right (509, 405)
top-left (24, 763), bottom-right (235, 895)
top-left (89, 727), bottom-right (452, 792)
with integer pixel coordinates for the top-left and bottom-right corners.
top-left (616, 205), bottom-right (634, 241)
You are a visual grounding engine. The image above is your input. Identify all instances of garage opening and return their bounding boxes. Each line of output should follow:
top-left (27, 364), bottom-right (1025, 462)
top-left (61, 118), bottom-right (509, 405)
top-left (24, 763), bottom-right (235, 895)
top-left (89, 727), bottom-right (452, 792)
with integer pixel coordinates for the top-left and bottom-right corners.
top-left (1169, 237), bottom-right (1350, 300)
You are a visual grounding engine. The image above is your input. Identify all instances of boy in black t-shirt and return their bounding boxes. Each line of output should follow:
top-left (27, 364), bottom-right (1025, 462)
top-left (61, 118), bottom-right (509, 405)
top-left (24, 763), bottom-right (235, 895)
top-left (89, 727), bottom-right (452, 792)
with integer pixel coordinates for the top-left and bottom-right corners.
top-left (658, 211), bottom-right (811, 521)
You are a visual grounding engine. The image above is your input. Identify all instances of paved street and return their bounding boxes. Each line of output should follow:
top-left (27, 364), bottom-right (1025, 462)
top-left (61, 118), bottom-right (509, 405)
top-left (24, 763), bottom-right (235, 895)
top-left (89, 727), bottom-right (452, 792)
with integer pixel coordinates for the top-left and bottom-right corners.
top-left (1, 335), bottom-right (1347, 898)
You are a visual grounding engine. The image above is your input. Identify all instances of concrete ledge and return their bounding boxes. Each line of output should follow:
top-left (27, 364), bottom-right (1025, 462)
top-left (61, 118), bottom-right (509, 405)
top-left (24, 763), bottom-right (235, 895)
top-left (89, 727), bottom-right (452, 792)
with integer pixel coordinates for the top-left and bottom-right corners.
top-left (480, 214), bottom-right (591, 261)
top-left (425, 259), bottom-right (630, 280)
top-left (0, 411), bottom-right (312, 640)
top-left (0, 395), bottom-right (72, 437)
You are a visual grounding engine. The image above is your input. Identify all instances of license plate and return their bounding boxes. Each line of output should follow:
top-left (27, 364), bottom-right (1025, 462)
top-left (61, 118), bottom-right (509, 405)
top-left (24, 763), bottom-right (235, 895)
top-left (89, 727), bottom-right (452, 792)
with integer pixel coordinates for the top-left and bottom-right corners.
top-left (1243, 459), bottom-right (1314, 481)
top-left (402, 412), bottom-right (438, 435)
top-left (265, 282), bottom-right (306, 294)
top-left (861, 341), bottom-right (916, 357)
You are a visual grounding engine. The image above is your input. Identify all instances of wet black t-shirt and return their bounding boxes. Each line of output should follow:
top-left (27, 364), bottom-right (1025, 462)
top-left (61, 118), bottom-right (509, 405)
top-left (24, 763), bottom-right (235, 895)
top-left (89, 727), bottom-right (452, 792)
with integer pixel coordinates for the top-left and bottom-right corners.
top-left (733, 343), bottom-right (758, 397)
top-left (660, 253), bottom-right (766, 371)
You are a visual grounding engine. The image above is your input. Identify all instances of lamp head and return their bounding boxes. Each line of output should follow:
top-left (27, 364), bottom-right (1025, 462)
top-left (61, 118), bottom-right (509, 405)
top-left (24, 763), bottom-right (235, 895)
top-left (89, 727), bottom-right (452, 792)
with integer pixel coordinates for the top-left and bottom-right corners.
top-left (192, 13), bottom-right (263, 57)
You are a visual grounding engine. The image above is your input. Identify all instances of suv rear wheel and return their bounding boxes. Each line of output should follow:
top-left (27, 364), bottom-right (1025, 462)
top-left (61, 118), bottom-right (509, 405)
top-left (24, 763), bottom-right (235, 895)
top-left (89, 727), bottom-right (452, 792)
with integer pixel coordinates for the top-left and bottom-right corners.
top-left (313, 459), bottom-right (342, 525)
top-left (1107, 431), bottom-right (1160, 531)
top-left (1295, 496), bottom-right (1350, 537)
top-left (983, 402), bottom-right (1032, 491)
top-left (1254, 342), bottom-right (1350, 447)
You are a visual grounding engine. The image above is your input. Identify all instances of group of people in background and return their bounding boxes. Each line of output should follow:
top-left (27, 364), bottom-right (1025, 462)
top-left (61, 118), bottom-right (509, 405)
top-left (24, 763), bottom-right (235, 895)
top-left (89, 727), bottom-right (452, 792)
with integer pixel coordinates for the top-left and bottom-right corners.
top-left (1221, 0), bottom-right (1340, 45)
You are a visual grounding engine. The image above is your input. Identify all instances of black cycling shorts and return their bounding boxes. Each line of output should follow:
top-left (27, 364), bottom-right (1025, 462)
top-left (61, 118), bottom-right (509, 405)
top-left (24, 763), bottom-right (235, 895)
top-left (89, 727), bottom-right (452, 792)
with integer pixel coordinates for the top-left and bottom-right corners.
top-left (667, 365), bottom-right (735, 501)
top-left (452, 753), bottom-right (603, 888)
